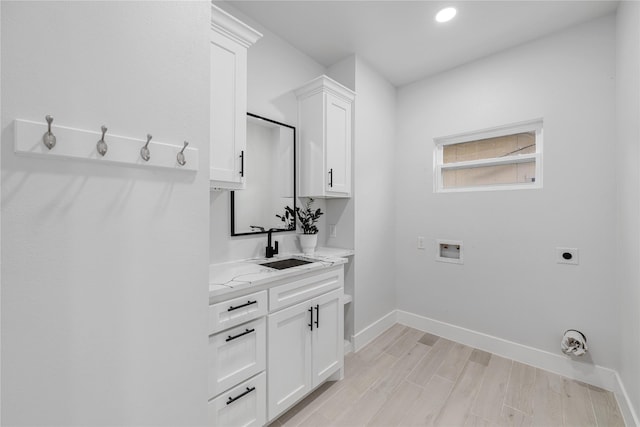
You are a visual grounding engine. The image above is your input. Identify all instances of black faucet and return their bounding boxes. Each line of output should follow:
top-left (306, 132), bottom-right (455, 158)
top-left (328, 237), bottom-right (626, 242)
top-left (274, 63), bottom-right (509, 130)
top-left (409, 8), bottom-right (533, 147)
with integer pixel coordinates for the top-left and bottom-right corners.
top-left (265, 228), bottom-right (279, 258)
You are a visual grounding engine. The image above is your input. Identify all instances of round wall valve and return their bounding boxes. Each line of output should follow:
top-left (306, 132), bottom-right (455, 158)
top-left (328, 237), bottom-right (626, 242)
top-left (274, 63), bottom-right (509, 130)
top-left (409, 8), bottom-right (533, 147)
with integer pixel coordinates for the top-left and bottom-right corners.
top-left (557, 247), bottom-right (579, 265)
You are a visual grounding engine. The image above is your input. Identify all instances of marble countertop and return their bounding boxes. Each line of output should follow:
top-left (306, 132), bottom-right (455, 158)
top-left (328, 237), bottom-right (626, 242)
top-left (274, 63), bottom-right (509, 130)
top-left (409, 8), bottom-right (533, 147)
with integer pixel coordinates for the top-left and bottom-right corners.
top-left (209, 247), bottom-right (354, 301)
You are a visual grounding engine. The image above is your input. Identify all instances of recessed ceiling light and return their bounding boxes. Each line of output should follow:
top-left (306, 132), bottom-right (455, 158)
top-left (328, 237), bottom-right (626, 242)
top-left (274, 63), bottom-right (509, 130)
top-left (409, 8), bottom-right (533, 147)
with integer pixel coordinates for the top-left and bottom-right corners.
top-left (435, 7), bottom-right (457, 23)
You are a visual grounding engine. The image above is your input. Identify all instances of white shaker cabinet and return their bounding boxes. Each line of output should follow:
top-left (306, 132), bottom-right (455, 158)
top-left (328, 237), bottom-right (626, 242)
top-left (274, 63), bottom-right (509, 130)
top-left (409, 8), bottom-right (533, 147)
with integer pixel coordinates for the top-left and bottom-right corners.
top-left (311, 289), bottom-right (344, 386)
top-left (210, 262), bottom-right (346, 426)
top-left (208, 290), bottom-right (268, 426)
top-left (267, 288), bottom-right (343, 421)
top-left (295, 75), bottom-right (355, 198)
top-left (210, 5), bottom-right (262, 190)
top-left (266, 300), bottom-right (312, 419)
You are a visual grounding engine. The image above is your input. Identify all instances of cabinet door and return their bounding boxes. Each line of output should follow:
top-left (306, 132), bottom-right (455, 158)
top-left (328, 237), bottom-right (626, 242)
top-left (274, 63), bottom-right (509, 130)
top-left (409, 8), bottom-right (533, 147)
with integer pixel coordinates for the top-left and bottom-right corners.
top-left (208, 372), bottom-right (266, 427)
top-left (208, 317), bottom-right (266, 398)
top-left (311, 289), bottom-right (344, 387)
top-left (267, 301), bottom-right (312, 421)
top-left (325, 93), bottom-right (351, 196)
top-left (210, 31), bottom-right (246, 189)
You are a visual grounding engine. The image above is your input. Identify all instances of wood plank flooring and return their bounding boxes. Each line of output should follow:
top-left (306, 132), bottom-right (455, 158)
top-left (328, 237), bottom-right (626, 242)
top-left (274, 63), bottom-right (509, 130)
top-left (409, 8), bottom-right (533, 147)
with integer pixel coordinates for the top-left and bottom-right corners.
top-left (269, 324), bottom-right (625, 427)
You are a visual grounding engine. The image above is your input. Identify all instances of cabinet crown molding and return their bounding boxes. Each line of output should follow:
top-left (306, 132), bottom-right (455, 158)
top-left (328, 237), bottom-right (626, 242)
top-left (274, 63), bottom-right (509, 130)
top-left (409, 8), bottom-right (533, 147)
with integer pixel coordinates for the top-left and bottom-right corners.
top-left (295, 75), bottom-right (356, 103)
top-left (211, 4), bottom-right (263, 48)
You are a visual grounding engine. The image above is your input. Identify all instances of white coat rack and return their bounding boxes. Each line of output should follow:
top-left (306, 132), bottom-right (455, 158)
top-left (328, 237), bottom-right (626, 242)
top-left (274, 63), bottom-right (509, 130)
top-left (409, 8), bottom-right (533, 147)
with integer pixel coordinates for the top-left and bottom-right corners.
top-left (14, 116), bottom-right (199, 172)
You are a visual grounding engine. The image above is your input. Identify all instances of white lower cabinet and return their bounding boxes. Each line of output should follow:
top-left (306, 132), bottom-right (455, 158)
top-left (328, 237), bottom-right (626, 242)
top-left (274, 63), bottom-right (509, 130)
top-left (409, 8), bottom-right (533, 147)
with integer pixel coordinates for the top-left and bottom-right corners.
top-left (208, 372), bottom-right (266, 427)
top-left (209, 265), bottom-right (345, 426)
top-left (267, 288), bottom-right (344, 422)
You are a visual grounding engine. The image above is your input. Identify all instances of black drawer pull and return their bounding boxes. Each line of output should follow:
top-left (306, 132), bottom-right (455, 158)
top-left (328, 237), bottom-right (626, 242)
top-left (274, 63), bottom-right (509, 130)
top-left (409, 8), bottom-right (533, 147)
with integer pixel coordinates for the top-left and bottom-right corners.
top-left (329, 168), bottom-right (333, 188)
top-left (226, 386), bottom-right (255, 405)
top-left (239, 150), bottom-right (245, 177)
top-left (226, 328), bottom-right (255, 342)
top-left (314, 304), bottom-right (320, 328)
top-left (227, 300), bottom-right (257, 312)
top-left (308, 306), bottom-right (314, 331)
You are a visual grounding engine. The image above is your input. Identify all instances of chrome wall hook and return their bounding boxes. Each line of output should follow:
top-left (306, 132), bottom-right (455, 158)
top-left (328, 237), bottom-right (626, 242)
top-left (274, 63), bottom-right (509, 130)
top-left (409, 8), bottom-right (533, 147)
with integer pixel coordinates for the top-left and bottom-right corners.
top-left (140, 134), bottom-right (152, 161)
top-left (177, 141), bottom-right (189, 166)
top-left (42, 115), bottom-right (56, 149)
top-left (97, 125), bottom-right (108, 156)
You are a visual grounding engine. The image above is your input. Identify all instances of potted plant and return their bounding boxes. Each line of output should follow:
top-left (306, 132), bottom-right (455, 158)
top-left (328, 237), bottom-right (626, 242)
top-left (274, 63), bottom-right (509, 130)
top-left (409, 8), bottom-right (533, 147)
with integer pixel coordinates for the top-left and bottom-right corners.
top-left (275, 206), bottom-right (296, 231)
top-left (296, 198), bottom-right (323, 254)
top-left (276, 198), bottom-right (323, 254)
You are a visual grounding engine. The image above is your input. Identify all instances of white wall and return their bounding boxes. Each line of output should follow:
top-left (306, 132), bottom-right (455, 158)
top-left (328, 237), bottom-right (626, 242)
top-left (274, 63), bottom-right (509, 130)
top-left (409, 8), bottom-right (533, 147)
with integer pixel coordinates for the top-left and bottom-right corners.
top-left (352, 58), bottom-right (397, 333)
top-left (616, 1), bottom-right (640, 421)
top-left (396, 15), bottom-right (618, 372)
top-left (210, 2), bottom-right (327, 263)
top-left (1, 2), bottom-right (210, 425)
top-left (326, 56), bottom-right (397, 339)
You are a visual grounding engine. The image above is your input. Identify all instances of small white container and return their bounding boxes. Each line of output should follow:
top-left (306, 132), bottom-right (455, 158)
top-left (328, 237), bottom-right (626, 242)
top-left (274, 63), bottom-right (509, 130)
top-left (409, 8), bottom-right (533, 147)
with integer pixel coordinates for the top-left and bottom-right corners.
top-left (299, 234), bottom-right (318, 255)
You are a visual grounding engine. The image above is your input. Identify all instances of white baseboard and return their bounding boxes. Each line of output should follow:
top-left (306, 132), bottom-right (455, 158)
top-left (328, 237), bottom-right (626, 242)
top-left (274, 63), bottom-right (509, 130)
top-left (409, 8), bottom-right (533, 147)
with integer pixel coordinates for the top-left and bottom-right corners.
top-left (352, 310), bottom-right (397, 352)
top-left (344, 339), bottom-right (354, 355)
top-left (614, 371), bottom-right (640, 427)
top-left (396, 310), bottom-right (618, 389)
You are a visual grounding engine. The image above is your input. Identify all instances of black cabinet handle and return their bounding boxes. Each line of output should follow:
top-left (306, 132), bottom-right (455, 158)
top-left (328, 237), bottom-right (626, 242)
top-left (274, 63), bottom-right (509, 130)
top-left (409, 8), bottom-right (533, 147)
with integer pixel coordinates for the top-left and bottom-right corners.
top-left (239, 150), bottom-right (245, 177)
top-left (225, 328), bottom-right (255, 342)
top-left (226, 386), bottom-right (255, 405)
top-left (227, 300), bottom-right (257, 312)
top-left (329, 168), bottom-right (333, 188)
top-left (308, 306), bottom-right (314, 331)
top-left (314, 304), bottom-right (319, 328)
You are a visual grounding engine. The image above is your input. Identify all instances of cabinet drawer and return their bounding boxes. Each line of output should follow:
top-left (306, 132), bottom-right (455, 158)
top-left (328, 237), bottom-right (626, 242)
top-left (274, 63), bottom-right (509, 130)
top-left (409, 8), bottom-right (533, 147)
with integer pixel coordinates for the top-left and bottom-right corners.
top-left (209, 317), bottom-right (266, 398)
top-left (208, 372), bottom-right (266, 427)
top-left (209, 290), bottom-right (267, 334)
top-left (269, 268), bottom-right (343, 312)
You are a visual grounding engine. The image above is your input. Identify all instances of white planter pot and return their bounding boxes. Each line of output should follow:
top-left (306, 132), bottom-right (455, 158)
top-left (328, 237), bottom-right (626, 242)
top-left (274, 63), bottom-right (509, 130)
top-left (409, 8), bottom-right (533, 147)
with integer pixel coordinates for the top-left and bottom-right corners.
top-left (299, 234), bottom-right (318, 255)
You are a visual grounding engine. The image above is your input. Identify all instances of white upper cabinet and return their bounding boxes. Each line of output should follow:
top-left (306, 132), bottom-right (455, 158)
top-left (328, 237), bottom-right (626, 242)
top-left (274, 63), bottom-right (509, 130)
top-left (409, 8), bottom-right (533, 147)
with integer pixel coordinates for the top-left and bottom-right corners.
top-left (210, 5), bottom-right (262, 190)
top-left (295, 76), bottom-right (355, 198)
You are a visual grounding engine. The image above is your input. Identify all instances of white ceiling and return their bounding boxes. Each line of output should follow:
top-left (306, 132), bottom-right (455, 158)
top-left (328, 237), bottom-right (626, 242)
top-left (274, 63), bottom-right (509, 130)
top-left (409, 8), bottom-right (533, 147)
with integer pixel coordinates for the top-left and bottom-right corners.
top-left (225, 0), bottom-right (619, 87)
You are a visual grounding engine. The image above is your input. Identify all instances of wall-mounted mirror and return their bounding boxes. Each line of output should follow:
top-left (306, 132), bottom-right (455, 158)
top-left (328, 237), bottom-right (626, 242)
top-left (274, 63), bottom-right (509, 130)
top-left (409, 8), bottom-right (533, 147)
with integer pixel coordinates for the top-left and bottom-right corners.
top-left (231, 113), bottom-right (296, 236)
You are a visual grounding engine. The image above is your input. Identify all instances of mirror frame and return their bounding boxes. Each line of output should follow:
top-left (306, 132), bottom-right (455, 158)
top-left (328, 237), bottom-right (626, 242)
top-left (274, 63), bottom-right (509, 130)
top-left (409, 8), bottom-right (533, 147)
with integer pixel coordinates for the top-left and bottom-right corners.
top-left (230, 112), bottom-right (297, 236)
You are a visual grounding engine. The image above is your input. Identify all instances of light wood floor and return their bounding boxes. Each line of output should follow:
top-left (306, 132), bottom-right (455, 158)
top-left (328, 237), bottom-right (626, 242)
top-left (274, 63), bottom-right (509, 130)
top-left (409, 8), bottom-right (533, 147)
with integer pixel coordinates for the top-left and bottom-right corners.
top-left (269, 324), bottom-right (625, 427)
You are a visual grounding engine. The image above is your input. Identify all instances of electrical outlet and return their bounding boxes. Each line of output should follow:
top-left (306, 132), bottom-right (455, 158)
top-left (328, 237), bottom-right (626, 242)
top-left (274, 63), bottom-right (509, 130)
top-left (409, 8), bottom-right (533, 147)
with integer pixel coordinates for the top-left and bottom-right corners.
top-left (329, 224), bottom-right (337, 238)
top-left (557, 247), bottom-right (579, 265)
top-left (417, 236), bottom-right (425, 249)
